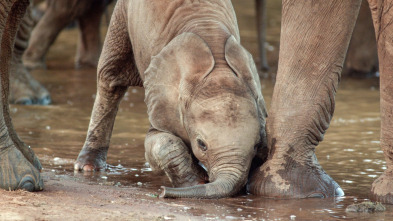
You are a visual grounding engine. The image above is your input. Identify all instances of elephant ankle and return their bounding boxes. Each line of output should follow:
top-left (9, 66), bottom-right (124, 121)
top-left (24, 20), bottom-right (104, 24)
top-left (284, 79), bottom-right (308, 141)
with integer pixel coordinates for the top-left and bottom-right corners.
top-left (0, 146), bottom-right (44, 191)
top-left (371, 169), bottom-right (393, 204)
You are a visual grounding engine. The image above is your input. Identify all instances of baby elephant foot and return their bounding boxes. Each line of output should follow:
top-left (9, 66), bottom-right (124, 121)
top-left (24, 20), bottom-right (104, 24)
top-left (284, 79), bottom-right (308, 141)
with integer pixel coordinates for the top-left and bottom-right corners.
top-left (10, 63), bottom-right (51, 105)
top-left (371, 169), bottom-right (393, 204)
top-left (0, 146), bottom-right (43, 191)
top-left (248, 158), bottom-right (344, 198)
top-left (74, 146), bottom-right (108, 172)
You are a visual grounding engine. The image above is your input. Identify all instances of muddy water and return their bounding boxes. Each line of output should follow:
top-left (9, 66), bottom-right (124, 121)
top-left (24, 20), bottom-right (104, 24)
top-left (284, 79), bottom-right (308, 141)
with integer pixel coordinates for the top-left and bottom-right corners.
top-left (10, 1), bottom-right (392, 220)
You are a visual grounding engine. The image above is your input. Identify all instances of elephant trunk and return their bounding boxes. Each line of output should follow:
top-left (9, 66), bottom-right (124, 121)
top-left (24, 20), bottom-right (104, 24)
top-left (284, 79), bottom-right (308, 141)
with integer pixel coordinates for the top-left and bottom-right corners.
top-left (161, 167), bottom-right (248, 199)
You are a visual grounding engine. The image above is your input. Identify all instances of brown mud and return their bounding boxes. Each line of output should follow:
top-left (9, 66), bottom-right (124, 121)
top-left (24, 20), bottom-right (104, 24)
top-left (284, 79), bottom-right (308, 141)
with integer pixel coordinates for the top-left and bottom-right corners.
top-left (1, 1), bottom-right (391, 220)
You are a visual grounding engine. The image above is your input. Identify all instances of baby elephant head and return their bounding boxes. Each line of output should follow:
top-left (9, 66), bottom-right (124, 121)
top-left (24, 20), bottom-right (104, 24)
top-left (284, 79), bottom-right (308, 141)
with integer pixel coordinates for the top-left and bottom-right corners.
top-left (144, 33), bottom-right (267, 198)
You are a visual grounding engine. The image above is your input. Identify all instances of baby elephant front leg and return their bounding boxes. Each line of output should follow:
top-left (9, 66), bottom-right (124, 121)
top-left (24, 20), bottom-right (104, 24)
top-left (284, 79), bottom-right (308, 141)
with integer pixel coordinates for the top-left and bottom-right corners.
top-left (145, 129), bottom-right (207, 187)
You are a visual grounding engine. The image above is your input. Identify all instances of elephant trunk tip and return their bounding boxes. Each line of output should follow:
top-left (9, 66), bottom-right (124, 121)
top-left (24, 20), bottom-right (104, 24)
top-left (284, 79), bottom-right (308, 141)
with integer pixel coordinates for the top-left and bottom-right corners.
top-left (159, 186), bottom-right (188, 198)
top-left (159, 186), bottom-right (169, 198)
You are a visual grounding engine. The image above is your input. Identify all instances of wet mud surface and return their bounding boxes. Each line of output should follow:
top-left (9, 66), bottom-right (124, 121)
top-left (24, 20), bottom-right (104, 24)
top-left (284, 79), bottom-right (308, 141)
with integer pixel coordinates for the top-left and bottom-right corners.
top-left (1, 1), bottom-right (392, 220)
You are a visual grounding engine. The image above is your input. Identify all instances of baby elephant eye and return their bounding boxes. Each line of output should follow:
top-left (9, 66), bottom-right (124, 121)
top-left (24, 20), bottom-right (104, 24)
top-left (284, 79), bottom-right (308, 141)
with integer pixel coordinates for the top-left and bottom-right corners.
top-left (197, 139), bottom-right (208, 151)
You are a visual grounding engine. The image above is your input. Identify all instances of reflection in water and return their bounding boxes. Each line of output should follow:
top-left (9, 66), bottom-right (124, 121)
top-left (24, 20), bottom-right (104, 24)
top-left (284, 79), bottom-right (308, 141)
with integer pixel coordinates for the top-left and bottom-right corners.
top-left (10, 0), bottom-right (391, 220)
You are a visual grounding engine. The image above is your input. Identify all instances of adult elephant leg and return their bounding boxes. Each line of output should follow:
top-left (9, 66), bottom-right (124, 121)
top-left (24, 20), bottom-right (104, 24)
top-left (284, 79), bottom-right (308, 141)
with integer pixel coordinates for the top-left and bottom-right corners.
top-left (255, 0), bottom-right (269, 72)
top-left (74, 0), bottom-right (140, 171)
top-left (4, 5), bottom-right (43, 170)
top-left (345, 0), bottom-right (378, 78)
top-left (75, 0), bottom-right (111, 69)
top-left (368, 0), bottom-right (393, 204)
top-left (10, 5), bottom-right (51, 105)
top-left (145, 129), bottom-right (207, 187)
top-left (248, 0), bottom-right (361, 198)
top-left (23, 0), bottom-right (92, 70)
top-left (0, 0), bottom-right (43, 191)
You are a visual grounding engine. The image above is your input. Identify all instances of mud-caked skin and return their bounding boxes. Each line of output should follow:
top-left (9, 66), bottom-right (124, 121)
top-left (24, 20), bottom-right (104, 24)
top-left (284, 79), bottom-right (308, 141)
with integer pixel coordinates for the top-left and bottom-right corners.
top-left (75, 0), bottom-right (268, 199)
top-left (23, 0), bottom-right (113, 70)
top-left (0, 0), bottom-right (44, 192)
top-left (248, 0), bottom-right (393, 203)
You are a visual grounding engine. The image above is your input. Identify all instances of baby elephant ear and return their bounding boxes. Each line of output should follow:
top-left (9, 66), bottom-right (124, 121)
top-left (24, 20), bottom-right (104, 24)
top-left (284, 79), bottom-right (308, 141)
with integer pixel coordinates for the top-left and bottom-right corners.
top-left (224, 35), bottom-right (267, 118)
top-left (144, 33), bottom-right (215, 135)
top-left (225, 36), bottom-right (268, 156)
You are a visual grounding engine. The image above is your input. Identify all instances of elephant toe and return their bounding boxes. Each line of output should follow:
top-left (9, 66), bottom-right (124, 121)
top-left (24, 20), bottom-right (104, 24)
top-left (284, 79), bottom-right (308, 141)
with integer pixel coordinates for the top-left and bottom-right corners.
top-left (335, 186), bottom-right (345, 197)
top-left (74, 162), bottom-right (98, 172)
top-left (0, 147), bottom-right (43, 192)
top-left (18, 175), bottom-right (43, 191)
top-left (38, 95), bottom-right (51, 105)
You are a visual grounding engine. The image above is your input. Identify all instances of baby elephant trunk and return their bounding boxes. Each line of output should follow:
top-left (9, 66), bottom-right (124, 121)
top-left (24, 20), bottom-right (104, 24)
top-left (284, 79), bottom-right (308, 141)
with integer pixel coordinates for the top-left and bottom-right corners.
top-left (161, 166), bottom-right (247, 199)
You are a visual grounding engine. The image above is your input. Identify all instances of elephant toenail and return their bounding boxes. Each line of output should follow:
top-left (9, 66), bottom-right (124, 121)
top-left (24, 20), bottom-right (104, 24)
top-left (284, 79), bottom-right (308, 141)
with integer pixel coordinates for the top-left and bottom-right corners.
top-left (335, 187), bottom-right (345, 197)
top-left (74, 163), bottom-right (82, 171)
top-left (39, 95), bottom-right (51, 105)
top-left (82, 164), bottom-right (96, 172)
top-left (18, 176), bottom-right (35, 192)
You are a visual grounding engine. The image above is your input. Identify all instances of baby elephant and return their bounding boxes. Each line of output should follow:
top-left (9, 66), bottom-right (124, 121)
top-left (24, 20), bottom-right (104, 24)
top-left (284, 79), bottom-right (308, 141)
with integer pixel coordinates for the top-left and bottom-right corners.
top-left (74, 0), bottom-right (267, 199)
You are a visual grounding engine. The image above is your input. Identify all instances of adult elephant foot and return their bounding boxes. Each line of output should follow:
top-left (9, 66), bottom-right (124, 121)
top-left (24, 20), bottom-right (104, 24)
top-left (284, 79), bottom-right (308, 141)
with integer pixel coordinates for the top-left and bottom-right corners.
top-left (74, 146), bottom-right (109, 172)
top-left (10, 63), bottom-right (51, 105)
top-left (0, 145), bottom-right (43, 191)
top-left (22, 57), bottom-right (46, 70)
top-left (371, 169), bottom-right (393, 204)
top-left (248, 154), bottom-right (344, 198)
top-left (75, 59), bottom-right (98, 70)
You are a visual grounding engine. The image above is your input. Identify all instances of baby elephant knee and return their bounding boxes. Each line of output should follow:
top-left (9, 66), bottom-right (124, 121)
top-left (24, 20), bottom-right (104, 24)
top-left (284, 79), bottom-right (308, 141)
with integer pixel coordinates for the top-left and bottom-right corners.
top-left (144, 132), bottom-right (187, 173)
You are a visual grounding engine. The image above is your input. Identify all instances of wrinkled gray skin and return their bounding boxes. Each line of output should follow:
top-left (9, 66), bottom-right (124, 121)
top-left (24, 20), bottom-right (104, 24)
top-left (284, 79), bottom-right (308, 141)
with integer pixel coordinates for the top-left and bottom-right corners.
top-left (255, 0), bottom-right (378, 77)
top-left (0, 0), bottom-right (43, 191)
top-left (248, 0), bottom-right (393, 204)
top-left (74, 0), bottom-right (268, 199)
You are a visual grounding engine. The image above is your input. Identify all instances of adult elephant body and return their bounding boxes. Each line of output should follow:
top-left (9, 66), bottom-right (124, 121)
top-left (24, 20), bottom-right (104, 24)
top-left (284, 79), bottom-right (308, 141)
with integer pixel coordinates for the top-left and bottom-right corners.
top-left (74, 0), bottom-right (268, 199)
top-left (23, 0), bottom-right (113, 70)
top-left (248, 0), bottom-right (393, 204)
top-left (10, 4), bottom-right (50, 105)
top-left (255, 0), bottom-right (378, 77)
